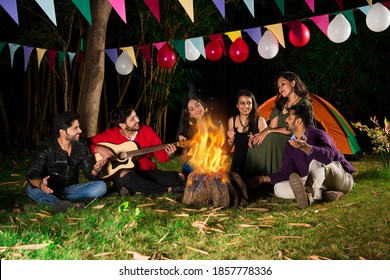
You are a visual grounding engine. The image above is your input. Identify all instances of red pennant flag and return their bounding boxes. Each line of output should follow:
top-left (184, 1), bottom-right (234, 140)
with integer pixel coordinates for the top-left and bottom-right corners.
top-left (143, 0), bottom-right (160, 22)
top-left (137, 45), bottom-right (152, 64)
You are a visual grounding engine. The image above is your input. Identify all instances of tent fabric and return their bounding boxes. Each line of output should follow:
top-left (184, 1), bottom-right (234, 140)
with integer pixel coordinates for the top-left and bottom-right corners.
top-left (257, 93), bottom-right (362, 159)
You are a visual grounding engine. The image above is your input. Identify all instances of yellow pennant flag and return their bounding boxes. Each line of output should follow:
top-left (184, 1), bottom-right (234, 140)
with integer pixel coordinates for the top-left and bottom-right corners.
top-left (225, 31), bottom-right (242, 42)
top-left (36, 48), bottom-right (46, 70)
top-left (178, 0), bottom-right (194, 22)
top-left (120, 46), bottom-right (137, 67)
top-left (265, 23), bottom-right (285, 48)
top-left (367, 0), bottom-right (372, 6)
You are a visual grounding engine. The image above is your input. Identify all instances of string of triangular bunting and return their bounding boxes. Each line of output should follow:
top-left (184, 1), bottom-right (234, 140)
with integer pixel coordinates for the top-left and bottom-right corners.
top-left (0, 0), bottom-right (375, 26)
top-left (0, 1), bottom-right (388, 71)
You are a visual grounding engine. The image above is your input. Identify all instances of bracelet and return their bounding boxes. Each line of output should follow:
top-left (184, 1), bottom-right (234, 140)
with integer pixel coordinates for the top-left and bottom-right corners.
top-left (93, 167), bottom-right (101, 173)
top-left (267, 128), bottom-right (272, 133)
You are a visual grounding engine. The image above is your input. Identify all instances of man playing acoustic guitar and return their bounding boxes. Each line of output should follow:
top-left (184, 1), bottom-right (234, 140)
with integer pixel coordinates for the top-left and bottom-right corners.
top-left (89, 105), bottom-right (186, 196)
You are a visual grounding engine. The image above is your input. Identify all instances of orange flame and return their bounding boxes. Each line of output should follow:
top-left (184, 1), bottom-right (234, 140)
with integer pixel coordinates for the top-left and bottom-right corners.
top-left (187, 115), bottom-right (230, 175)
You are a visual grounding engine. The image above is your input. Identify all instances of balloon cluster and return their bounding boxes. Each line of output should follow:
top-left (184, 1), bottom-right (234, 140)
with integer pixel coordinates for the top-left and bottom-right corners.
top-left (115, 3), bottom-right (390, 74)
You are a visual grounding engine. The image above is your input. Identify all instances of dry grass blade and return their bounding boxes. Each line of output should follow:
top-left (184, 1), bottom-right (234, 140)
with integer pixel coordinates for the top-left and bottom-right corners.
top-left (183, 208), bottom-right (208, 212)
top-left (288, 223), bottom-right (311, 227)
top-left (0, 181), bottom-right (19, 186)
top-left (137, 203), bottom-right (156, 207)
top-left (192, 221), bottom-right (208, 229)
top-left (67, 217), bottom-right (85, 221)
top-left (186, 246), bottom-right (209, 255)
top-left (9, 243), bottom-right (52, 250)
top-left (157, 232), bottom-right (169, 244)
top-left (92, 204), bottom-right (105, 209)
top-left (127, 251), bottom-right (150, 260)
top-left (94, 252), bottom-right (115, 257)
top-left (238, 224), bottom-right (257, 228)
top-left (156, 197), bottom-right (177, 203)
top-left (336, 225), bottom-right (347, 230)
top-left (226, 241), bottom-right (242, 245)
top-left (34, 213), bottom-right (51, 218)
top-left (339, 203), bottom-right (358, 208)
top-left (153, 209), bottom-right (168, 213)
top-left (272, 236), bottom-right (303, 239)
top-left (174, 213), bottom-right (189, 217)
top-left (207, 227), bottom-right (224, 233)
top-left (202, 213), bottom-right (227, 217)
top-left (245, 208), bottom-right (269, 212)
top-left (308, 255), bottom-right (332, 260)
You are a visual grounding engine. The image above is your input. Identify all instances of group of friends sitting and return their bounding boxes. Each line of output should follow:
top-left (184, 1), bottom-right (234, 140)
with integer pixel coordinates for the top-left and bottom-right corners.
top-left (25, 71), bottom-right (355, 213)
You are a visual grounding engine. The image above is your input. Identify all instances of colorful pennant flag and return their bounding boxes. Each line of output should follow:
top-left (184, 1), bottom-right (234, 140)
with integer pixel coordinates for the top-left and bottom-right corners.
top-left (23, 46), bottom-right (34, 71)
top-left (189, 37), bottom-right (206, 58)
top-left (121, 47), bottom-right (137, 67)
top-left (265, 23), bottom-right (285, 48)
top-left (305, 0), bottom-right (315, 13)
top-left (72, 0), bottom-right (92, 25)
top-left (225, 31), bottom-right (242, 42)
top-left (137, 45), bottom-right (152, 64)
top-left (35, 0), bottom-right (57, 26)
top-left (48, 50), bottom-right (58, 71)
top-left (8, 43), bottom-right (20, 69)
top-left (58, 51), bottom-right (67, 71)
top-left (105, 48), bottom-right (119, 64)
top-left (245, 27), bottom-right (262, 44)
top-left (0, 0), bottom-right (19, 24)
top-left (212, 0), bottom-right (225, 18)
top-left (342, 9), bottom-right (357, 34)
top-left (178, 0), bottom-right (194, 22)
top-left (274, 0), bottom-right (285, 16)
top-left (143, 0), bottom-right (160, 22)
top-left (108, 0), bottom-right (127, 23)
top-left (36, 48), bottom-right (46, 70)
top-left (311, 14), bottom-right (330, 36)
top-left (243, 0), bottom-right (255, 17)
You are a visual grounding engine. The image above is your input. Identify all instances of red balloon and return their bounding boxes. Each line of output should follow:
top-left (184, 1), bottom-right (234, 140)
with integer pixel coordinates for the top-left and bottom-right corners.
top-left (229, 37), bottom-right (249, 63)
top-left (157, 43), bottom-right (177, 68)
top-left (205, 40), bottom-right (223, 61)
top-left (289, 22), bottom-right (310, 47)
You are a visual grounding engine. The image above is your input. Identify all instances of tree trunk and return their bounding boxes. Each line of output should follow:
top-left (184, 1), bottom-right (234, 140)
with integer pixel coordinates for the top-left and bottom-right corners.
top-left (78, 0), bottom-right (112, 138)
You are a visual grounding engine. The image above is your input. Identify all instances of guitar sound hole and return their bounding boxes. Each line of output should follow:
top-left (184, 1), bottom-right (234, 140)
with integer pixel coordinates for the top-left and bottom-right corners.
top-left (117, 151), bottom-right (127, 161)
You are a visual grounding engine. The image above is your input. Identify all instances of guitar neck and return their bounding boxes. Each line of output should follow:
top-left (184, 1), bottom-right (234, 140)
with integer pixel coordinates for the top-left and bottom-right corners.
top-left (126, 142), bottom-right (178, 158)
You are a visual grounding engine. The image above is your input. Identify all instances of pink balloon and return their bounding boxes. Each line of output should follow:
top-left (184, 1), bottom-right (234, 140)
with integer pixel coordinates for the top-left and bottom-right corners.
top-left (229, 37), bottom-right (249, 63)
top-left (157, 43), bottom-right (177, 68)
top-left (289, 22), bottom-right (310, 47)
top-left (205, 40), bottom-right (224, 61)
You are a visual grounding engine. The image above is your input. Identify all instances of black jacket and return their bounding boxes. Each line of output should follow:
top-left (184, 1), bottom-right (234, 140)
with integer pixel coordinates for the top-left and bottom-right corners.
top-left (25, 137), bottom-right (99, 196)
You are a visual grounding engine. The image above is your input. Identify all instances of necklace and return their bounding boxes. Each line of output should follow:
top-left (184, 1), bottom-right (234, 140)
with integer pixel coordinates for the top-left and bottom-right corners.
top-left (238, 116), bottom-right (249, 132)
top-left (285, 97), bottom-right (300, 110)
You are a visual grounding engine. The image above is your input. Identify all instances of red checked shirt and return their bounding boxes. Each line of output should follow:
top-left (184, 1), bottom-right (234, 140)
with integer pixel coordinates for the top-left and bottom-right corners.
top-left (89, 125), bottom-right (170, 170)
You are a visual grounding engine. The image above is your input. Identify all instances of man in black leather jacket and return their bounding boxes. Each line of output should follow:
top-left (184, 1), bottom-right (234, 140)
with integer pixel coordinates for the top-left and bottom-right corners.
top-left (25, 112), bottom-right (107, 213)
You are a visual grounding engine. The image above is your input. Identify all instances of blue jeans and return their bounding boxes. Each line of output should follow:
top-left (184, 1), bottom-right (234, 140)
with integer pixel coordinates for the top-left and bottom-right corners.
top-left (26, 181), bottom-right (107, 205)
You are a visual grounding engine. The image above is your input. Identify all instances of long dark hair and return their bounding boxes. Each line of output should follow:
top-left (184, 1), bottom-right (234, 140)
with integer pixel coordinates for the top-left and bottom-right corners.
top-left (176, 97), bottom-right (208, 140)
top-left (274, 71), bottom-right (310, 111)
top-left (235, 89), bottom-right (259, 134)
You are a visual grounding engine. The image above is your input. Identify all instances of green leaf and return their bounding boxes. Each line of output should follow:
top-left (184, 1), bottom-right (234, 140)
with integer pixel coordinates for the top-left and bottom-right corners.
top-left (118, 201), bottom-right (129, 213)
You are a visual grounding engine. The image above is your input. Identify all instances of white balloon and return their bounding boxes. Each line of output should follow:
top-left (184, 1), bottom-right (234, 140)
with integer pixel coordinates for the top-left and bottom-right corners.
top-left (366, 3), bottom-right (390, 32)
top-left (257, 30), bottom-right (279, 59)
top-left (115, 52), bottom-right (133, 75)
top-left (185, 39), bottom-right (201, 61)
top-left (327, 14), bottom-right (351, 43)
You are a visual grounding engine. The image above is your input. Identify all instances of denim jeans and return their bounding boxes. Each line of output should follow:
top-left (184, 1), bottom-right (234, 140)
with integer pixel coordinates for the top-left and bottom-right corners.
top-left (26, 181), bottom-right (107, 205)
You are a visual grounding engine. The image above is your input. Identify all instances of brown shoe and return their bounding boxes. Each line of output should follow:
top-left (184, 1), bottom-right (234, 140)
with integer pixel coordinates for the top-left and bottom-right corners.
top-left (322, 191), bottom-right (344, 203)
top-left (289, 173), bottom-right (311, 209)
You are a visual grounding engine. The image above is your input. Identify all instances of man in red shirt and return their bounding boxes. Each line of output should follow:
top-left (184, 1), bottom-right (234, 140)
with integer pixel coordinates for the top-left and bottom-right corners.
top-left (89, 106), bottom-right (185, 195)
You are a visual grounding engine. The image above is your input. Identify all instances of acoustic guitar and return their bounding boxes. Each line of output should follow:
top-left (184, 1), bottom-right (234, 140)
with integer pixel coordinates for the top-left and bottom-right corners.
top-left (94, 141), bottom-right (189, 179)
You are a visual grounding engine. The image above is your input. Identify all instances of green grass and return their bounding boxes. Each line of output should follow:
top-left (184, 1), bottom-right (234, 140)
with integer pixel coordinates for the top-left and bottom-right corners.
top-left (0, 153), bottom-right (389, 260)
